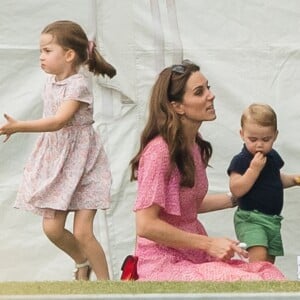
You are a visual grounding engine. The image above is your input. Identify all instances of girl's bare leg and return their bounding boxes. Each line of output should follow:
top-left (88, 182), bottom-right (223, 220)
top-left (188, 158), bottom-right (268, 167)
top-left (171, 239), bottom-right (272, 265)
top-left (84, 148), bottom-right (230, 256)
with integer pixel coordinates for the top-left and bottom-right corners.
top-left (42, 210), bottom-right (89, 280)
top-left (73, 209), bottom-right (109, 280)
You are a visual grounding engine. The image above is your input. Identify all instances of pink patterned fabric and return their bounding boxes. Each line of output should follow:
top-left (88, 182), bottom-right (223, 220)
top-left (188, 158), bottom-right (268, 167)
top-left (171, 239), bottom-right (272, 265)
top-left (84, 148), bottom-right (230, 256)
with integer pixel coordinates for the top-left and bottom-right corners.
top-left (134, 136), bottom-right (285, 281)
top-left (14, 74), bottom-right (111, 218)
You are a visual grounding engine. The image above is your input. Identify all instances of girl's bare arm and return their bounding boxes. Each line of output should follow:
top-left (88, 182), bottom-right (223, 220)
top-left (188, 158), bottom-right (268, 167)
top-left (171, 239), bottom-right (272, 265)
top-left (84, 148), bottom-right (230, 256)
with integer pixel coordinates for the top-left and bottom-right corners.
top-left (0, 99), bottom-right (82, 142)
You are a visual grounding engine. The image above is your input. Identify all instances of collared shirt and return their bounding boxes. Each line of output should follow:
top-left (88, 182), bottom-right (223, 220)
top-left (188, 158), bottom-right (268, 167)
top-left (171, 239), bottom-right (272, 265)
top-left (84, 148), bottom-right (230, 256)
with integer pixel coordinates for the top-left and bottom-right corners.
top-left (227, 145), bottom-right (284, 215)
top-left (43, 73), bottom-right (94, 127)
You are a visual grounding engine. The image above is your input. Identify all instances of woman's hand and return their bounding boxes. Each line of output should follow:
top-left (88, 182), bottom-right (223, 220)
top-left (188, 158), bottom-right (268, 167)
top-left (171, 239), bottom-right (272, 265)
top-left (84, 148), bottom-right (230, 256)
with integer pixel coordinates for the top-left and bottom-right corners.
top-left (206, 237), bottom-right (248, 261)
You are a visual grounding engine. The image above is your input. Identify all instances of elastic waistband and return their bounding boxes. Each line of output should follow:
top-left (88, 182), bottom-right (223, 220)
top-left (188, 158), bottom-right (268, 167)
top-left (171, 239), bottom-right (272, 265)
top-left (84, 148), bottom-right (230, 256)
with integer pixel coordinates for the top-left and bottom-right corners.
top-left (238, 208), bottom-right (283, 220)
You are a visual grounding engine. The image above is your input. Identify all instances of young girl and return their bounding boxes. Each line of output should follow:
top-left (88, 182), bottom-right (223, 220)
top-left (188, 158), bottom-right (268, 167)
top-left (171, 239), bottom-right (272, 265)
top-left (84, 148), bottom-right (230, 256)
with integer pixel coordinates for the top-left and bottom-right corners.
top-left (0, 20), bottom-right (116, 280)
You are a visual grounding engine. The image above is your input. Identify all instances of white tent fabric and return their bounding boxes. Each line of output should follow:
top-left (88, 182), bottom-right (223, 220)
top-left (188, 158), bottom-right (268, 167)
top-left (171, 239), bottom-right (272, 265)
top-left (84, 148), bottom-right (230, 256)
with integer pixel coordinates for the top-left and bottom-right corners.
top-left (1, 0), bottom-right (300, 281)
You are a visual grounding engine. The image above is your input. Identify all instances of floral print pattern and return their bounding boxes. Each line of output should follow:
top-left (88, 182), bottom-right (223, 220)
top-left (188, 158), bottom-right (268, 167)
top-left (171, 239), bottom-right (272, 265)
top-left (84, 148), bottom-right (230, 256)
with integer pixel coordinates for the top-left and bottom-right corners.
top-left (14, 74), bottom-right (111, 218)
top-left (134, 136), bottom-right (285, 281)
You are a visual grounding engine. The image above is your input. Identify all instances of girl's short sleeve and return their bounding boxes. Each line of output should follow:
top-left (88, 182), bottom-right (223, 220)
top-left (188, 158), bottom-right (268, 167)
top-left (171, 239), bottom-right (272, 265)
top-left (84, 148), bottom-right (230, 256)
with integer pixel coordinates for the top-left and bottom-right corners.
top-left (64, 75), bottom-right (93, 105)
top-left (134, 137), bottom-right (181, 216)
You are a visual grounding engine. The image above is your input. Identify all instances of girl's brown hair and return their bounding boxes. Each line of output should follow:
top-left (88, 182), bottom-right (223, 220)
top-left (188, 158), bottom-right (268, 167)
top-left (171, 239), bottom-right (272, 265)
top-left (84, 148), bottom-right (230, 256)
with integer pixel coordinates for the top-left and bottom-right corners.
top-left (42, 20), bottom-right (116, 78)
top-left (130, 61), bottom-right (212, 187)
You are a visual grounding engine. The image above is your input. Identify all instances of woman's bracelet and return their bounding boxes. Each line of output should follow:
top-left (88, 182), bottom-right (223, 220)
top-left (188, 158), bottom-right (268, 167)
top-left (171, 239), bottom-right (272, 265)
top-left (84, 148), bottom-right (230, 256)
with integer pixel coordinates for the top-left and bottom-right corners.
top-left (227, 192), bottom-right (238, 208)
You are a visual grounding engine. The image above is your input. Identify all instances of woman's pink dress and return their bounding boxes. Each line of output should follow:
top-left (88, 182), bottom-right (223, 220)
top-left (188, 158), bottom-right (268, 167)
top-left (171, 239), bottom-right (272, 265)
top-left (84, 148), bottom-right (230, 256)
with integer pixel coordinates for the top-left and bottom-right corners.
top-left (134, 136), bottom-right (285, 281)
top-left (14, 74), bottom-right (111, 218)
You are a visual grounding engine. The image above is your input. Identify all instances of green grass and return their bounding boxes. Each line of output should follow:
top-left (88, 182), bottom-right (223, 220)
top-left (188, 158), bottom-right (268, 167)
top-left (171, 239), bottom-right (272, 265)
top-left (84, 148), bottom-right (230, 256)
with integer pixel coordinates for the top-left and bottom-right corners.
top-left (1, 281), bottom-right (300, 295)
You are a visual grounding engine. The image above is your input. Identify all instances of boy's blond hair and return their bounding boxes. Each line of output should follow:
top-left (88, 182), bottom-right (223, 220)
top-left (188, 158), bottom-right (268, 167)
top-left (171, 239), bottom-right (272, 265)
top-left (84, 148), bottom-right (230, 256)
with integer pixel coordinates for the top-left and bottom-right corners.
top-left (241, 103), bottom-right (277, 131)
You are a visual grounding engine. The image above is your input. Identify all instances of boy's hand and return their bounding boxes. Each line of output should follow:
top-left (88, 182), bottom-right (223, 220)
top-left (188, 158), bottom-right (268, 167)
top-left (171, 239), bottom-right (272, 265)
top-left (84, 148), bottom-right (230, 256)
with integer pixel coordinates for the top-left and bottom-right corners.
top-left (294, 177), bottom-right (300, 185)
top-left (249, 152), bottom-right (266, 173)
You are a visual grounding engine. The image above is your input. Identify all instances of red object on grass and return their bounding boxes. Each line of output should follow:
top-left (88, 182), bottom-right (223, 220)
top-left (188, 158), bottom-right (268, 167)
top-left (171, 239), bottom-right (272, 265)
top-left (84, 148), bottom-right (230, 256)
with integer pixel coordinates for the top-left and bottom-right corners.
top-left (120, 255), bottom-right (139, 280)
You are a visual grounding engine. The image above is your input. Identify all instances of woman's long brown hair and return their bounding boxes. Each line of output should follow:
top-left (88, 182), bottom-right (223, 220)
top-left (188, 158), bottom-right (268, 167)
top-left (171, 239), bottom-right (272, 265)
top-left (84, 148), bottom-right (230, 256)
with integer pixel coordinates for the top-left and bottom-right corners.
top-left (130, 62), bottom-right (212, 187)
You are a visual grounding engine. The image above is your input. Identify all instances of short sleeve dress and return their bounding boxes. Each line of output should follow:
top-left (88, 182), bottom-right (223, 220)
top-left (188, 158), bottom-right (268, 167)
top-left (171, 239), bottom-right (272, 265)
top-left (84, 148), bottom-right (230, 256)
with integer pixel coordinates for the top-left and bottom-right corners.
top-left (14, 73), bottom-right (111, 218)
top-left (134, 136), bottom-right (285, 281)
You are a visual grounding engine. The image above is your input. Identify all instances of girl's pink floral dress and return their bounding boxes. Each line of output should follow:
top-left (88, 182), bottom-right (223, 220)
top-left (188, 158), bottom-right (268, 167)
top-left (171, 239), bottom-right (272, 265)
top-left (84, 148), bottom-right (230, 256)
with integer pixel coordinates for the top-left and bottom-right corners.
top-left (134, 136), bottom-right (285, 281)
top-left (14, 74), bottom-right (111, 218)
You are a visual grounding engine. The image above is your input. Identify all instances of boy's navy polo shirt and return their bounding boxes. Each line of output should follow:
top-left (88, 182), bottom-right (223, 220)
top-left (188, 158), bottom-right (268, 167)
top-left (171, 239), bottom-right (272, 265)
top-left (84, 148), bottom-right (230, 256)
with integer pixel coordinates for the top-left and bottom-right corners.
top-left (227, 145), bottom-right (284, 215)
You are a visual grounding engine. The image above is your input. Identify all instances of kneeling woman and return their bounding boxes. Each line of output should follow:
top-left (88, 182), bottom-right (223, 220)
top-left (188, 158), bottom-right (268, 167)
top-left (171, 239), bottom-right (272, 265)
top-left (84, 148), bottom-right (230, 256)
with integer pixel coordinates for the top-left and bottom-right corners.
top-left (129, 60), bottom-right (285, 281)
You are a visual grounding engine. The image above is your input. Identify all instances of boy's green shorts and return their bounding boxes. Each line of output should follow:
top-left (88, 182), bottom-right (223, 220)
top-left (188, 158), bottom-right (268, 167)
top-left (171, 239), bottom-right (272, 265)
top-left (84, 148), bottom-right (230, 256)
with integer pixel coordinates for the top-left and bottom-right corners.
top-left (234, 208), bottom-right (284, 256)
